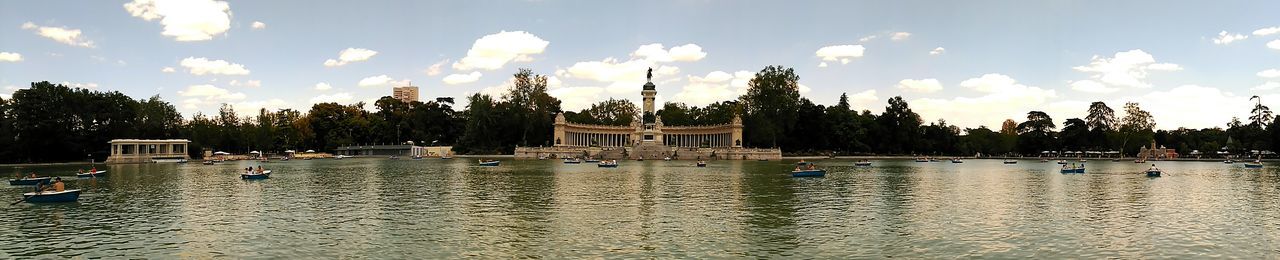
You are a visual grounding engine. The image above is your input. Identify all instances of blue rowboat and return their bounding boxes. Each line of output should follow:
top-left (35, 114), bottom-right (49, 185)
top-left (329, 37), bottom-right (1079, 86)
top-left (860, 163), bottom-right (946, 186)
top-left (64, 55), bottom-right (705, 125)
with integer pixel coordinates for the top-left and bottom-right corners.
top-left (854, 161), bottom-right (872, 166)
top-left (76, 170), bottom-right (107, 178)
top-left (9, 177), bottom-right (50, 186)
top-left (1146, 170), bottom-right (1162, 177)
top-left (563, 159), bottom-right (581, 164)
top-left (241, 170), bottom-right (271, 180)
top-left (22, 189), bottom-right (81, 203)
top-left (1245, 163), bottom-right (1263, 169)
top-left (696, 162), bottom-right (707, 167)
top-left (478, 160), bottom-right (500, 167)
top-left (1060, 167), bottom-right (1085, 174)
top-left (792, 169), bottom-right (826, 177)
top-left (584, 159), bottom-right (601, 163)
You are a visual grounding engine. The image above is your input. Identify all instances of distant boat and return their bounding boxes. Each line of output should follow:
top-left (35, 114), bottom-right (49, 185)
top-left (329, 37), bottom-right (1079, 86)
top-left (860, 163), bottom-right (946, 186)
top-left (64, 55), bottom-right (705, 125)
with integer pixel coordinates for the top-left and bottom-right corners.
top-left (202, 160), bottom-right (215, 165)
top-left (412, 155), bottom-right (423, 160)
top-left (241, 170), bottom-right (271, 180)
top-left (335, 155), bottom-right (348, 160)
top-left (388, 156), bottom-right (400, 160)
top-left (1078, 159), bottom-right (1088, 162)
top-left (584, 159), bottom-right (601, 163)
top-left (76, 170), bottom-right (107, 178)
top-left (1056, 160), bottom-right (1068, 165)
top-left (1245, 162), bottom-right (1264, 168)
top-left (696, 161), bottom-right (707, 167)
top-left (441, 155), bottom-right (453, 159)
top-left (1060, 164), bottom-right (1085, 174)
top-left (854, 160), bottom-right (872, 166)
top-left (950, 158), bottom-right (964, 163)
top-left (176, 159), bottom-right (188, 163)
top-left (598, 160), bottom-right (619, 168)
top-left (914, 157), bottom-right (929, 162)
top-left (1003, 160), bottom-right (1017, 164)
top-left (663, 157), bottom-right (672, 161)
top-left (1134, 159), bottom-right (1146, 163)
top-left (563, 158), bottom-right (581, 164)
top-left (1223, 159), bottom-right (1234, 164)
top-left (22, 189), bottom-right (81, 203)
top-left (8, 177), bottom-right (50, 186)
top-left (1040, 159), bottom-right (1049, 162)
top-left (793, 162), bottom-right (825, 177)
top-left (478, 160), bottom-right (500, 167)
top-left (1111, 158), bottom-right (1121, 162)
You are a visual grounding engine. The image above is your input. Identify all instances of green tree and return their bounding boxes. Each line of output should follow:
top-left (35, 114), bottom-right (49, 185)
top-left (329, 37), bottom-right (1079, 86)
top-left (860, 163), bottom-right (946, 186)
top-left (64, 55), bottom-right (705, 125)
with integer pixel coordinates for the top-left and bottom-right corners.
top-left (740, 65), bottom-right (801, 147)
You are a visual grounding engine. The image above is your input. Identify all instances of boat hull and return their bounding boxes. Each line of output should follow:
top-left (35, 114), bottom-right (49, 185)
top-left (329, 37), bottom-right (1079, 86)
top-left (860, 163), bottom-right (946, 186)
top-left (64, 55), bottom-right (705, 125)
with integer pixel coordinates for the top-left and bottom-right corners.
top-left (23, 189), bottom-right (81, 203)
top-left (9, 177), bottom-right (50, 186)
top-left (854, 163), bottom-right (872, 166)
top-left (1146, 170), bottom-right (1162, 177)
top-left (241, 174), bottom-right (270, 179)
top-left (1245, 164), bottom-right (1263, 169)
top-left (478, 161), bottom-right (500, 166)
top-left (696, 163), bottom-right (707, 167)
top-left (76, 170), bottom-right (107, 178)
top-left (792, 170), bottom-right (826, 177)
top-left (597, 163), bottom-right (618, 168)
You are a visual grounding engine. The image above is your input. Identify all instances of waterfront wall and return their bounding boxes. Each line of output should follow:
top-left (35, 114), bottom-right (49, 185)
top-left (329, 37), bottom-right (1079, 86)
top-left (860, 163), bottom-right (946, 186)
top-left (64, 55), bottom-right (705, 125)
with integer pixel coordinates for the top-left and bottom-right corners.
top-left (514, 146), bottom-right (781, 160)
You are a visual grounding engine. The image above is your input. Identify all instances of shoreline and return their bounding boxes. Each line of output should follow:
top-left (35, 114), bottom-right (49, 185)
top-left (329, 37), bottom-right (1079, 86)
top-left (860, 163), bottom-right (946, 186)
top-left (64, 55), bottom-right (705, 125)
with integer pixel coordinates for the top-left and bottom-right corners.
top-left (0, 161), bottom-right (104, 167)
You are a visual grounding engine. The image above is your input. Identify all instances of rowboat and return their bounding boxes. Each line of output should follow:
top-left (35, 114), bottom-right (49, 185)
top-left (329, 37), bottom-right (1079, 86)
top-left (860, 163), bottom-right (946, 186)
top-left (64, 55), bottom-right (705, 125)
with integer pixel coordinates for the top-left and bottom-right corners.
top-left (9, 177), bottom-right (51, 186)
top-left (1056, 160), bottom-right (1068, 165)
top-left (1146, 170), bottom-right (1162, 177)
top-left (202, 160), bottom-right (215, 165)
top-left (663, 157), bottom-right (672, 161)
top-left (1244, 162), bottom-right (1264, 169)
top-left (1223, 160), bottom-right (1234, 164)
top-left (792, 169), bottom-right (826, 177)
top-left (598, 160), bottom-right (618, 168)
top-left (584, 159), bottom-right (601, 163)
top-left (22, 189), bottom-right (81, 203)
top-left (696, 161), bottom-right (707, 167)
top-left (1060, 165), bottom-right (1085, 174)
top-left (1003, 160), bottom-right (1018, 164)
top-left (563, 158), bottom-right (582, 164)
top-left (241, 170), bottom-right (271, 180)
top-left (950, 158), bottom-right (964, 163)
top-left (854, 160), bottom-right (872, 166)
top-left (478, 160), bottom-right (500, 167)
top-left (76, 170), bottom-right (107, 178)
top-left (914, 157), bottom-right (929, 162)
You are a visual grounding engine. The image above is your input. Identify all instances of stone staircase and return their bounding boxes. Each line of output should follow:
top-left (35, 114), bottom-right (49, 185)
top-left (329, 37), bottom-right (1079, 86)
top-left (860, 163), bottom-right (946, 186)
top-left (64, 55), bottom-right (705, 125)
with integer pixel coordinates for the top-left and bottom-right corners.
top-left (630, 143), bottom-right (669, 160)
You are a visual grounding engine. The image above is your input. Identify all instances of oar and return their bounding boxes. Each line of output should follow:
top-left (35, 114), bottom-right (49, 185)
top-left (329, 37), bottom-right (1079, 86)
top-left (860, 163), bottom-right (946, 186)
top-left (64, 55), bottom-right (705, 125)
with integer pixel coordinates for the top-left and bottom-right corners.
top-left (9, 196), bottom-right (26, 205)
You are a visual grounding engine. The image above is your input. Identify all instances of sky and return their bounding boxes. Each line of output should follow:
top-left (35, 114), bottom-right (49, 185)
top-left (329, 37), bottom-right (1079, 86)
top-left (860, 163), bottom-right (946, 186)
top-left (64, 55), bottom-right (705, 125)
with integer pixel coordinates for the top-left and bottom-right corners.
top-left (1, 0), bottom-right (1279, 130)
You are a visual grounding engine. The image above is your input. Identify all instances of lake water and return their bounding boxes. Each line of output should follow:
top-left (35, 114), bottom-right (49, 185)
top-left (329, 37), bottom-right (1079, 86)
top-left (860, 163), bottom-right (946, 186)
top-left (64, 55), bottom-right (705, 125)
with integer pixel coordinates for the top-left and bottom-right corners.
top-left (3, 158), bottom-right (1279, 258)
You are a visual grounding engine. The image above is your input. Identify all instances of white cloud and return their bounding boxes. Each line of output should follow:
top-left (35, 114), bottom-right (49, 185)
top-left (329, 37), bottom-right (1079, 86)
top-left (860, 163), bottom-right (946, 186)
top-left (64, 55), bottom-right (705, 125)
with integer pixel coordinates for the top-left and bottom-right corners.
top-left (123, 0), bottom-right (232, 41)
top-left (452, 31), bottom-right (548, 70)
top-left (310, 92), bottom-right (354, 104)
top-left (323, 48), bottom-right (378, 67)
top-left (929, 47), bottom-right (946, 55)
top-left (314, 82), bottom-right (332, 91)
top-left (180, 57), bottom-right (249, 75)
top-left (561, 57), bottom-right (679, 94)
top-left (549, 87), bottom-right (606, 111)
top-left (179, 84), bottom-right (242, 100)
top-left (1269, 40), bottom-right (1280, 50)
top-left (20, 22), bottom-right (95, 48)
top-left (1254, 26), bottom-right (1280, 36)
top-left (913, 74), bottom-right (1058, 128)
top-left (1259, 69), bottom-right (1280, 78)
top-left (671, 70), bottom-right (754, 106)
top-left (250, 21), bottom-right (266, 30)
top-left (632, 43), bottom-right (706, 62)
top-left (357, 75), bottom-right (406, 88)
top-left (818, 62), bottom-right (828, 68)
top-left (229, 99), bottom-right (289, 113)
top-left (858, 35), bottom-right (878, 43)
top-left (60, 81), bottom-right (99, 89)
top-left (1069, 80), bottom-right (1118, 93)
top-left (229, 79), bottom-right (261, 87)
top-left (161, 67), bottom-right (175, 73)
top-left (896, 78), bottom-right (943, 93)
top-left (424, 59), bottom-right (448, 76)
top-left (442, 71), bottom-right (482, 84)
top-left (1123, 85), bottom-right (1252, 129)
top-left (1072, 49), bottom-right (1179, 89)
top-left (0, 52), bottom-right (22, 62)
top-left (1252, 82), bottom-right (1280, 91)
top-left (815, 45), bottom-right (865, 65)
top-left (1213, 31), bottom-right (1248, 45)
top-left (890, 32), bottom-right (911, 41)
top-left (846, 89), bottom-right (880, 111)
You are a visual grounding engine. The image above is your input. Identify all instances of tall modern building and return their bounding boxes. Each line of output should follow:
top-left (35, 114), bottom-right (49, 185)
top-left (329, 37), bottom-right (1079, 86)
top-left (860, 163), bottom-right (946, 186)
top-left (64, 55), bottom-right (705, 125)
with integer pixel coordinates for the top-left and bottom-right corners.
top-left (392, 85), bottom-right (419, 103)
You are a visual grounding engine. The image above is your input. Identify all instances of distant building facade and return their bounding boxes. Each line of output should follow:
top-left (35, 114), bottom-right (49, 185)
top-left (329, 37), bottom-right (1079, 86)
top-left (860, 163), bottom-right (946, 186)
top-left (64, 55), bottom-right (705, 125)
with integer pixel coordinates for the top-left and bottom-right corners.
top-left (335, 145), bottom-right (453, 157)
top-left (105, 139), bottom-right (191, 164)
top-left (515, 69), bottom-right (780, 160)
top-left (393, 85), bottom-right (419, 103)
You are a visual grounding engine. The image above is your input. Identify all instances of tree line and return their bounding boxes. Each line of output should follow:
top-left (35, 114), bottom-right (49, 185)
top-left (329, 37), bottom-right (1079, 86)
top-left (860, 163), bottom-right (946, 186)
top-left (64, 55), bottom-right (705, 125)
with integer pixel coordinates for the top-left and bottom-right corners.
top-left (1, 66), bottom-right (1276, 163)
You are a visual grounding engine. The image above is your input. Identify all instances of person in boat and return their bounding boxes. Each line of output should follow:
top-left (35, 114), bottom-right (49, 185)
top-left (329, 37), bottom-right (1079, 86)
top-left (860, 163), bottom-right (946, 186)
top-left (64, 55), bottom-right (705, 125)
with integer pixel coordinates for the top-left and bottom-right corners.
top-left (256, 166), bottom-right (264, 174)
top-left (808, 164), bottom-right (816, 170)
top-left (43, 177), bottom-right (64, 192)
top-left (90, 166), bottom-right (97, 173)
top-left (79, 169), bottom-right (84, 174)
top-left (1148, 164), bottom-right (1160, 171)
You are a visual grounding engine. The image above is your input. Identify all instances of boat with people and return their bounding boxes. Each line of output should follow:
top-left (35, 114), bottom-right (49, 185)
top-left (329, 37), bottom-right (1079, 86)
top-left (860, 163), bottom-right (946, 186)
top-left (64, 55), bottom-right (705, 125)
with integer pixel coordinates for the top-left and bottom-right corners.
top-left (663, 157), bottom-right (672, 161)
top-left (1245, 161), bottom-right (1264, 168)
top-left (563, 158), bottom-right (582, 164)
top-left (1134, 159), bottom-right (1146, 163)
top-left (412, 155), bottom-right (424, 160)
top-left (202, 160), bottom-right (215, 165)
top-left (1056, 160), bottom-right (1068, 165)
top-left (792, 162), bottom-right (825, 177)
top-left (854, 160), bottom-right (872, 166)
top-left (388, 155), bottom-right (400, 160)
top-left (1145, 164), bottom-right (1162, 177)
top-left (1003, 159), bottom-right (1018, 164)
top-left (241, 170), bottom-right (271, 180)
top-left (598, 160), bottom-right (619, 168)
top-left (950, 158), bottom-right (964, 163)
top-left (21, 189), bottom-right (81, 203)
top-left (76, 170), bottom-right (107, 178)
top-left (478, 160), bottom-right (500, 167)
top-left (1040, 159), bottom-right (1049, 162)
top-left (1223, 159), bottom-right (1234, 164)
top-left (1060, 163), bottom-right (1085, 174)
top-left (584, 158), bottom-right (601, 163)
top-left (914, 157), bottom-right (929, 162)
top-left (696, 161), bottom-right (707, 167)
top-left (9, 176), bottom-right (50, 186)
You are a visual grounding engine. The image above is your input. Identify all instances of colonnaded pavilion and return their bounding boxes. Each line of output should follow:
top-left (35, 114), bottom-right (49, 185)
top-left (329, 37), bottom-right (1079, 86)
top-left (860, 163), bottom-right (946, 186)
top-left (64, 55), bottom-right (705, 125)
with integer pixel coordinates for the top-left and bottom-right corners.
top-left (515, 69), bottom-right (781, 160)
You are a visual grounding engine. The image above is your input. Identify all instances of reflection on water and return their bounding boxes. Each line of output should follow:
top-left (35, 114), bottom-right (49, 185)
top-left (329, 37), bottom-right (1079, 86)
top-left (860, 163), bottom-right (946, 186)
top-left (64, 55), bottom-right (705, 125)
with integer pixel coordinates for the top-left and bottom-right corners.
top-left (3, 159), bottom-right (1280, 258)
